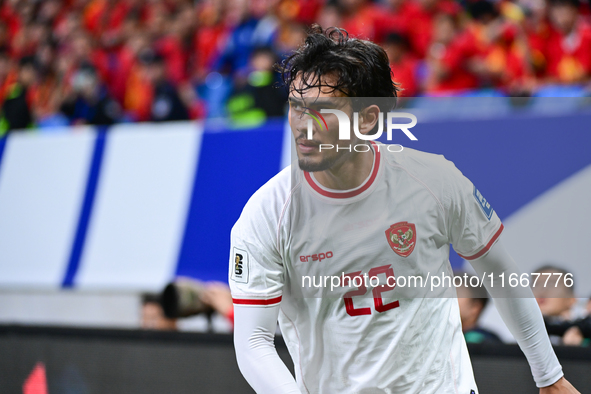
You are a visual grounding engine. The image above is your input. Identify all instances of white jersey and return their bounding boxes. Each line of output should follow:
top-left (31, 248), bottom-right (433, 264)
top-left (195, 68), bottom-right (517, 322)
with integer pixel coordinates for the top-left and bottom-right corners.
top-left (229, 142), bottom-right (504, 394)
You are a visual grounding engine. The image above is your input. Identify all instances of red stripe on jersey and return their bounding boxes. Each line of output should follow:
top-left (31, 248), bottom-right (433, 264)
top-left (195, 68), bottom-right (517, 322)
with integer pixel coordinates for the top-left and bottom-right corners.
top-left (304, 141), bottom-right (380, 199)
top-left (458, 224), bottom-right (504, 260)
top-left (232, 296), bottom-right (282, 306)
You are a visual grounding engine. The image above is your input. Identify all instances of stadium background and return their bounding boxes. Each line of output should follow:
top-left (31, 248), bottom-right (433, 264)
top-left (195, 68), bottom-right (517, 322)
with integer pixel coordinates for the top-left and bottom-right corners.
top-left (1, 0), bottom-right (591, 393)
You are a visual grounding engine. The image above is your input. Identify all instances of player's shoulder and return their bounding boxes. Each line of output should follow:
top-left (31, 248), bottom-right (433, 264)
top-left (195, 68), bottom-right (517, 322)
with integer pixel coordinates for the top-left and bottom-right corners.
top-left (379, 143), bottom-right (460, 181)
top-left (378, 143), bottom-right (468, 207)
top-left (235, 164), bottom-right (300, 227)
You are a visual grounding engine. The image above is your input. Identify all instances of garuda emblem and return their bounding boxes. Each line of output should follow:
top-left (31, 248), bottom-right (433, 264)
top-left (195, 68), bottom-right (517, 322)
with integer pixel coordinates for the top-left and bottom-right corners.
top-left (385, 222), bottom-right (417, 257)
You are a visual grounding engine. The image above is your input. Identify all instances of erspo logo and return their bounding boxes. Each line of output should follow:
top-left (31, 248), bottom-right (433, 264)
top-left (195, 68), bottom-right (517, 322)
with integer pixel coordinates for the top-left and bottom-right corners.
top-left (299, 251), bottom-right (334, 262)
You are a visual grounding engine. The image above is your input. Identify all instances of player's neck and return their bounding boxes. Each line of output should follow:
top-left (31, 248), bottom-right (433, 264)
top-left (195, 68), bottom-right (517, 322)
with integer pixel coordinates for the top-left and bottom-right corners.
top-left (314, 148), bottom-right (374, 191)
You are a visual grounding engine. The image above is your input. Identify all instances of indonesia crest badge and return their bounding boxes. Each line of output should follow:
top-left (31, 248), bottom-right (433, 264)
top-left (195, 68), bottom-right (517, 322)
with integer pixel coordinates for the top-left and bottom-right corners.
top-left (385, 222), bottom-right (417, 257)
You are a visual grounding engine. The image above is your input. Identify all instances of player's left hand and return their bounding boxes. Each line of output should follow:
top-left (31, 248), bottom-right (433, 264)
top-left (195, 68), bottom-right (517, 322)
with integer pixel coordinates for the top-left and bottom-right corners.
top-left (540, 377), bottom-right (580, 394)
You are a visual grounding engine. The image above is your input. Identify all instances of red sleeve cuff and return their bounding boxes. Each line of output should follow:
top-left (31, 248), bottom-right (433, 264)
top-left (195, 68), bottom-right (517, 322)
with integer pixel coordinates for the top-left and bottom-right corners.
top-left (232, 296), bottom-right (282, 306)
top-left (458, 224), bottom-right (504, 260)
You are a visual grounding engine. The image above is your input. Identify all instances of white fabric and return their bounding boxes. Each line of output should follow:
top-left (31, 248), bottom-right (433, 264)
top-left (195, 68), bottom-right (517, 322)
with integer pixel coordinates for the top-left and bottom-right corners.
top-left (470, 239), bottom-right (563, 388)
top-left (234, 304), bottom-right (301, 393)
top-left (229, 143), bottom-right (520, 393)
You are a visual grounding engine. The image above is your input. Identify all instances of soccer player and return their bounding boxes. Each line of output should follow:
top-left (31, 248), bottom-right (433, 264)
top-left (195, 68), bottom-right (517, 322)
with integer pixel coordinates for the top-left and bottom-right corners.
top-left (229, 26), bottom-right (579, 393)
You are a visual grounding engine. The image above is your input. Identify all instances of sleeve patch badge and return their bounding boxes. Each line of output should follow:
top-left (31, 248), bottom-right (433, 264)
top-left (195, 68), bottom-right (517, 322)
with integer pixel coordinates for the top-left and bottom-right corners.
top-left (473, 186), bottom-right (494, 220)
top-left (231, 247), bottom-right (249, 283)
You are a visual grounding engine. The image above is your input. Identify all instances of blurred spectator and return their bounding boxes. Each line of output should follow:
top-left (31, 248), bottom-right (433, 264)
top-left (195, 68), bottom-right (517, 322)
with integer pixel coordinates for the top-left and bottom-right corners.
top-left (0, 22), bottom-right (9, 52)
top-left (340, 0), bottom-right (381, 41)
top-left (316, 4), bottom-right (343, 35)
top-left (192, 0), bottom-right (230, 81)
top-left (545, 0), bottom-right (591, 83)
top-left (31, 40), bottom-right (68, 127)
top-left (374, 0), bottom-right (413, 43)
top-left (532, 265), bottom-right (583, 346)
top-left (522, 0), bottom-right (554, 79)
top-left (0, 55), bottom-right (35, 133)
top-left (227, 46), bottom-right (287, 126)
top-left (0, 0), bottom-right (589, 130)
top-left (405, 0), bottom-right (462, 59)
top-left (67, 33), bottom-right (110, 88)
top-left (200, 281), bottom-right (235, 326)
top-left (464, 1), bottom-right (531, 94)
top-left (141, 293), bottom-right (178, 331)
top-left (153, 3), bottom-right (193, 86)
top-left (456, 272), bottom-right (502, 344)
top-left (179, 81), bottom-right (207, 120)
top-left (60, 65), bottom-right (122, 126)
top-left (383, 33), bottom-right (418, 97)
top-left (424, 13), bottom-right (480, 93)
top-left (113, 31), bottom-right (150, 104)
top-left (214, 0), bottom-right (279, 76)
top-left (533, 265), bottom-right (576, 319)
top-left (139, 49), bottom-right (189, 122)
top-left (160, 278), bottom-right (234, 328)
top-left (293, 0), bottom-right (324, 25)
top-left (274, 22), bottom-right (307, 59)
top-left (0, 51), bottom-right (14, 108)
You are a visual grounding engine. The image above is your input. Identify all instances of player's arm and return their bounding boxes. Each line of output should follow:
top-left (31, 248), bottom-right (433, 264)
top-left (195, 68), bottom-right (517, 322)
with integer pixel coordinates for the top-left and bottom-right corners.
top-left (234, 304), bottom-right (300, 393)
top-left (229, 188), bottom-right (299, 393)
top-left (441, 159), bottom-right (579, 393)
top-left (469, 239), bottom-right (579, 393)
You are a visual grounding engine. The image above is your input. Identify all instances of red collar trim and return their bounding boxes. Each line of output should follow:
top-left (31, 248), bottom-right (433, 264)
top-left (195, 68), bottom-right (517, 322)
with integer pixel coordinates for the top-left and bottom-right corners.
top-left (304, 141), bottom-right (380, 199)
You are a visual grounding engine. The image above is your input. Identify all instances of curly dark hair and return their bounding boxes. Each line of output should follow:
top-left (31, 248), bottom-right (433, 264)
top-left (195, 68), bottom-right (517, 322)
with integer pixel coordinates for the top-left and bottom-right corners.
top-left (277, 25), bottom-right (399, 99)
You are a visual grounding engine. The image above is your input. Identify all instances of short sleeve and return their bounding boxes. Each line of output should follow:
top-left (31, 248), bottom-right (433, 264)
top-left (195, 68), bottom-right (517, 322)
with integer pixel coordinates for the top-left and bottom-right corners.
top-left (229, 204), bottom-right (284, 307)
top-left (443, 162), bottom-right (504, 260)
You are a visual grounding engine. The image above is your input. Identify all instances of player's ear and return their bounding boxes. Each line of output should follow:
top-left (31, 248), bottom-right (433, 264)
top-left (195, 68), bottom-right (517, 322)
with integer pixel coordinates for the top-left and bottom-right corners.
top-left (357, 105), bottom-right (380, 135)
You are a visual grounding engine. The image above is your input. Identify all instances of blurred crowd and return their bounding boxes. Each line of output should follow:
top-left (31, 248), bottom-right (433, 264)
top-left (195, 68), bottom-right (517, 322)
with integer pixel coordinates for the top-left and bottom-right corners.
top-left (532, 265), bottom-right (591, 347)
top-left (141, 279), bottom-right (234, 332)
top-left (1, 0), bottom-right (590, 133)
top-left (457, 265), bottom-right (591, 347)
top-left (142, 266), bottom-right (591, 349)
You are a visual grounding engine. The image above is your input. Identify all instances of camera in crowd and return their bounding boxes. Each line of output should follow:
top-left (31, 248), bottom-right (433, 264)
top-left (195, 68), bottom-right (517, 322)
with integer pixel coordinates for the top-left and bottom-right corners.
top-left (161, 278), bottom-right (214, 319)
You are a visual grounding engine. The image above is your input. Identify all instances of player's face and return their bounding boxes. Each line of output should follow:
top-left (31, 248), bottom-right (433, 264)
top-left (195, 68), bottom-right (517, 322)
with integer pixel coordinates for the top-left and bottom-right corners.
top-left (288, 74), bottom-right (354, 172)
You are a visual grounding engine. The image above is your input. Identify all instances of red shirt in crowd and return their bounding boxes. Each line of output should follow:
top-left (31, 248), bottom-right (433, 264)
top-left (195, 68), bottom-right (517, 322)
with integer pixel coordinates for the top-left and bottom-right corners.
top-left (155, 35), bottom-right (188, 86)
top-left (544, 22), bottom-right (591, 83)
top-left (466, 23), bottom-right (529, 90)
top-left (525, 19), bottom-right (554, 78)
top-left (427, 31), bottom-right (480, 93)
top-left (342, 3), bottom-right (383, 41)
top-left (83, 0), bottom-right (147, 37)
top-left (193, 24), bottom-right (228, 78)
top-left (373, 1), bottom-right (414, 43)
top-left (405, 0), bottom-right (462, 58)
top-left (390, 58), bottom-right (418, 97)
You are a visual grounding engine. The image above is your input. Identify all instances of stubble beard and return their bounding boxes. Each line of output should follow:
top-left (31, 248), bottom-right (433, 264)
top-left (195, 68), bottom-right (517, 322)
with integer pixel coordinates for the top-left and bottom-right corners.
top-left (297, 149), bottom-right (349, 172)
